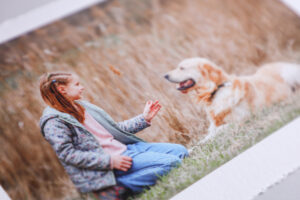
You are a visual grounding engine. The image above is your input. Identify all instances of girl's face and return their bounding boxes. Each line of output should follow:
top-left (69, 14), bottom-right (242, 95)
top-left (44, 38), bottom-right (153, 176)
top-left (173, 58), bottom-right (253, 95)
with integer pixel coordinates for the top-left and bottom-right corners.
top-left (59, 76), bottom-right (85, 101)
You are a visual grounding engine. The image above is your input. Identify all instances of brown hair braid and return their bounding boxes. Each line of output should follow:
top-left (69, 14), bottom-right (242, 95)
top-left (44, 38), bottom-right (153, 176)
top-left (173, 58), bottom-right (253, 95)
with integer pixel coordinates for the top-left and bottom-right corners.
top-left (39, 72), bottom-right (85, 123)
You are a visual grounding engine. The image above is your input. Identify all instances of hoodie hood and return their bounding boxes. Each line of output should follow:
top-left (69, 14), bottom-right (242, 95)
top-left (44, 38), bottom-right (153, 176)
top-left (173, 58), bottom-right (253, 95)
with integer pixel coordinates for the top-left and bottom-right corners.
top-left (39, 101), bottom-right (87, 136)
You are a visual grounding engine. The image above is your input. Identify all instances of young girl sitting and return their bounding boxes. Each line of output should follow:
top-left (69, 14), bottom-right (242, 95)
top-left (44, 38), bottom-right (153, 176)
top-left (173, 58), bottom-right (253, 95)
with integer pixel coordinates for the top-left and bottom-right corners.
top-left (39, 72), bottom-right (188, 199)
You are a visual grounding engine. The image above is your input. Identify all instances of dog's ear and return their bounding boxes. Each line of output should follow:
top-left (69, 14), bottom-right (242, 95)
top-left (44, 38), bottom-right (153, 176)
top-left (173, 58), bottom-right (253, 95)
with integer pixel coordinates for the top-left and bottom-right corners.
top-left (203, 64), bottom-right (223, 84)
top-left (197, 65), bottom-right (207, 77)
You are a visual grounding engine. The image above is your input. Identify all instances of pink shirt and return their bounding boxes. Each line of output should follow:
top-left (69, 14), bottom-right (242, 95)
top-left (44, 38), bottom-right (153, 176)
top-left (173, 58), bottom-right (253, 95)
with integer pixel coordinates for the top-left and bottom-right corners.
top-left (82, 111), bottom-right (127, 157)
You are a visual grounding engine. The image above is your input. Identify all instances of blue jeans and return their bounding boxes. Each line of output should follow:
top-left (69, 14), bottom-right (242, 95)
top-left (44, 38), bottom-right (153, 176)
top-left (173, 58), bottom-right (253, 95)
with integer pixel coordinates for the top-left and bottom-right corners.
top-left (114, 142), bottom-right (189, 193)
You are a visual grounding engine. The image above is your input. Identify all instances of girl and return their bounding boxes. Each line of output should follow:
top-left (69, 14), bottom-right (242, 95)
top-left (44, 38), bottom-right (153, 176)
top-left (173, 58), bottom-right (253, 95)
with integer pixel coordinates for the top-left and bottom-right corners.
top-left (39, 72), bottom-right (188, 199)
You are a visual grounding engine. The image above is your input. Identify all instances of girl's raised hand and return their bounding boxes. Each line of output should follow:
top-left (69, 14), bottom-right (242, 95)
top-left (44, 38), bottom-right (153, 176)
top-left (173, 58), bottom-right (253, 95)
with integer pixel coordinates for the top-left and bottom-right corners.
top-left (111, 155), bottom-right (132, 171)
top-left (143, 100), bottom-right (162, 123)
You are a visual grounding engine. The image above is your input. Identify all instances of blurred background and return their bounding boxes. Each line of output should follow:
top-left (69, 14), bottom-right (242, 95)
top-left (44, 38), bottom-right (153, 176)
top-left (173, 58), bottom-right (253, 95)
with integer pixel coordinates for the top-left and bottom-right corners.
top-left (0, 0), bottom-right (300, 199)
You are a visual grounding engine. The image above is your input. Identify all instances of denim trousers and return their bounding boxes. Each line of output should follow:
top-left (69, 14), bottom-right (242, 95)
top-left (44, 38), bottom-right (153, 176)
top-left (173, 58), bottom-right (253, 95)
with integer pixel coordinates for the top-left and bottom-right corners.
top-left (114, 142), bottom-right (189, 193)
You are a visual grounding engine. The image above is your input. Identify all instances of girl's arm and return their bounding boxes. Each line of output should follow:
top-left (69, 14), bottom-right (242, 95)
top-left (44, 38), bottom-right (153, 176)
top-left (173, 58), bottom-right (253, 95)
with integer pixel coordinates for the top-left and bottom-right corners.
top-left (80, 100), bottom-right (149, 133)
top-left (43, 118), bottom-right (111, 170)
top-left (117, 114), bottom-right (150, 134)
top-left (117, 100), bottom-right (161, 134)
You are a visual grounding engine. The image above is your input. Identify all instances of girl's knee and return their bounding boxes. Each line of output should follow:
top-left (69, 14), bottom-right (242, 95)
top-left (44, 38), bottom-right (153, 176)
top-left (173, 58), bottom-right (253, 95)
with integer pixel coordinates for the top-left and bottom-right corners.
top-left (173, 144), bottom-right (189, 158)
top-left (166, 156), bottom-right (181, 168)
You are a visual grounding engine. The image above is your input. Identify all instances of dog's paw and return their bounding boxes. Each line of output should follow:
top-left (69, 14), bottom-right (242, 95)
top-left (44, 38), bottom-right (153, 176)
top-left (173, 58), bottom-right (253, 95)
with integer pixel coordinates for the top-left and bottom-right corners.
top-left (199, 124), bottom-right (229, 144)
top-left (215, 124), bottom-right (230, 133)
top-left (208, 124), bottom-right (217, 135)
top-left (198, 132), bottom-right (214, 145)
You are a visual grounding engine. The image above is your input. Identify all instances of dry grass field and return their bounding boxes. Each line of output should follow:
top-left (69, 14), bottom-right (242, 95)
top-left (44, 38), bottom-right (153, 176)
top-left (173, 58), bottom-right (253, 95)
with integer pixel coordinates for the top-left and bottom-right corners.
top-left (0, 0), bottom-right (300, 199)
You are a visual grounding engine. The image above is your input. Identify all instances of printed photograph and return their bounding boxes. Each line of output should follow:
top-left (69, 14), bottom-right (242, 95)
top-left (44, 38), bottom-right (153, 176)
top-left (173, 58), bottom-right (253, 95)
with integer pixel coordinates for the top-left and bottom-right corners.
top-left (0, 0), bottom-right (300, 199)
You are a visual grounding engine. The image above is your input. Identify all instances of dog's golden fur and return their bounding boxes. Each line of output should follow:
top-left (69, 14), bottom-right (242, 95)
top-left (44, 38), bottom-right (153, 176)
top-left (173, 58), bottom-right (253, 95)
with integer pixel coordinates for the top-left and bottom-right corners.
top-left (165, 57), bottom-right (300, 140)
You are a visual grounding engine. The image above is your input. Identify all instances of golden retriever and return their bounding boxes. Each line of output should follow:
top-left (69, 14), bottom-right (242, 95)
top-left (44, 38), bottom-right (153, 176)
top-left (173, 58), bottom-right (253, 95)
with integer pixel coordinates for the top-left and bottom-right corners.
top-left (164, 57), bottom-right (300, 141)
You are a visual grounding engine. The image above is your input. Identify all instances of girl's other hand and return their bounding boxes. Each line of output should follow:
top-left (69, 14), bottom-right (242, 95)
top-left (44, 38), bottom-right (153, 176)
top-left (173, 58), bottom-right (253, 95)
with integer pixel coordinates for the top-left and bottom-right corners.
top-left (111, 155), bottom-right (132, 171)
top-left (143, 100), bottom-right (162, 123)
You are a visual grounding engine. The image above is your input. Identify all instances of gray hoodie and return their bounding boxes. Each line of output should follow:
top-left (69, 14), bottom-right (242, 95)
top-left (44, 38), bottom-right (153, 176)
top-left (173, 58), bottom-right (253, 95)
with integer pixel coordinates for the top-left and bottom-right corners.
top-left (39, 100), bottom-right (149, 193)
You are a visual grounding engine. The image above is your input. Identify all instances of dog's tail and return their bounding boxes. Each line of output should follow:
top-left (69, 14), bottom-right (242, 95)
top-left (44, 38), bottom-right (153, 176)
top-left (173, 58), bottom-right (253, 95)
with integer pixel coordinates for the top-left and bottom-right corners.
top-left (279, 63), bottom-right (300, 91)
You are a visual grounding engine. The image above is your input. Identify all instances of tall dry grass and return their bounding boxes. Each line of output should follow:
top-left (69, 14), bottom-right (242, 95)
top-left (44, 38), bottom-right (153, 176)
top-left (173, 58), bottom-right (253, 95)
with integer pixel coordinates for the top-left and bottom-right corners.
top-left (0, 0), bottom-right (300, 199)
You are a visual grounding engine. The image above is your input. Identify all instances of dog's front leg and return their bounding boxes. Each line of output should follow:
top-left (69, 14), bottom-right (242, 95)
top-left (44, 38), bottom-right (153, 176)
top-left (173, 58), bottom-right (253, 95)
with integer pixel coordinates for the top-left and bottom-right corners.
top-left (200, 123), bottom-right (231, 144)
top-left (197, 123), bottom-right (217, 144)
top-left (216, 123), bottom-right (230, 133)
top-left (208, 123), bottom-right (217, 135)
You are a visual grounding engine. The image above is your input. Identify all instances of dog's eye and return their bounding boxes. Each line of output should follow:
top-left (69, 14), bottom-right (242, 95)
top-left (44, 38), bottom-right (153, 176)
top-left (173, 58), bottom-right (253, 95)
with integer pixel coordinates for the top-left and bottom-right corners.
top-left (179, 67), bottom-right (184, 70)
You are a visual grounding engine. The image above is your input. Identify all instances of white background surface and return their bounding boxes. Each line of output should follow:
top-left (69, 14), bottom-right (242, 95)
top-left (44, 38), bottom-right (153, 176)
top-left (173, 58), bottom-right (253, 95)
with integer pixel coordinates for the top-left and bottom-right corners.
top-left (254, 168), bottom-right (300, 200)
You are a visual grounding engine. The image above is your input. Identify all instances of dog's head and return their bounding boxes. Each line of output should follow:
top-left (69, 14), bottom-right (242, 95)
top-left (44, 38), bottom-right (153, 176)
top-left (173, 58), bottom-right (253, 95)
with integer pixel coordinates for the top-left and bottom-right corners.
top-left (164, 57), bottom-right (228, 101)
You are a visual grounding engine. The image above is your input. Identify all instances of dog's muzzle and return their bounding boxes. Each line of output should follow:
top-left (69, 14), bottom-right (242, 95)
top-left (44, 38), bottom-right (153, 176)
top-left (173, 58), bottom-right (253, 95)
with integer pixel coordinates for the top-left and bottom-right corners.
top-left (177, 79), bottom-right (195, 91)
top-left (164, 74), bottom-right (196, 91)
